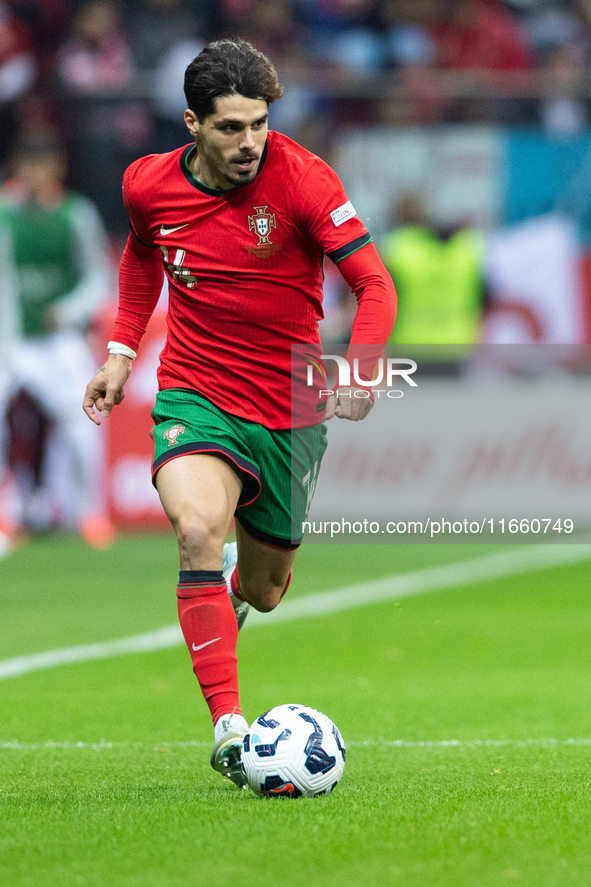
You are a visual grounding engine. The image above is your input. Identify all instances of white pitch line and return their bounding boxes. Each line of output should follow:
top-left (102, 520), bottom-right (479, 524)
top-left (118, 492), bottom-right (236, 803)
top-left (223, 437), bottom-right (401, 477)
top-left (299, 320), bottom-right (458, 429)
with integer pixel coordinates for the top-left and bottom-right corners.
top-left (356, 738), bottom-right (591, 748)
top-left (247, 544), bottom-right (591, 627)
top-left (1, 544), bottom-right (590, 682)
top-left (0, 740), bottom-right (210, 751)
top-left (0, 626), bottom-right (182, 681)
top-left (1, 738), bottom-right (591, 752)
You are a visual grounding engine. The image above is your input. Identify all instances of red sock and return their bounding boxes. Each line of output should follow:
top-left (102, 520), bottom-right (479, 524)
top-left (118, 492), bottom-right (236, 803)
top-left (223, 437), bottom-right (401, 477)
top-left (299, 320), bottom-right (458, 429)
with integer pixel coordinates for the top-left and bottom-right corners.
top-left (231, 568), bottom-right (293, 603)
top-left (176, 570), bottom-right (241, 724)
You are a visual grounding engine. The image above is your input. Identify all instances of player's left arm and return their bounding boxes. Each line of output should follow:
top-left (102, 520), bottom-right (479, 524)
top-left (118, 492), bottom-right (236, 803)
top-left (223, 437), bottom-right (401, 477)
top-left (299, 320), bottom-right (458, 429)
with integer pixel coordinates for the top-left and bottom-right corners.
top-left (295, 158), bottom-right (396, 421)
top-left (328, 242), bottom-right (397, 421)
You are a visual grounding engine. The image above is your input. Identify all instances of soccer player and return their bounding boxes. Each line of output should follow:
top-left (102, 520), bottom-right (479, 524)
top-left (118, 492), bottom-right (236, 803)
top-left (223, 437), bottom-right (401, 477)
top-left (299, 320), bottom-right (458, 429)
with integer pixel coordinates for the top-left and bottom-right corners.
top-left (83, 39), bottom-right (396, 787)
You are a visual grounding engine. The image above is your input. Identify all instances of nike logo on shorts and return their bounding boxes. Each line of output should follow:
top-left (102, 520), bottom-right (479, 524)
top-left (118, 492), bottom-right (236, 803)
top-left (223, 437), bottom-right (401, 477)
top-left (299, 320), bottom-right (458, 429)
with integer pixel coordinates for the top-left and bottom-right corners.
top-left (160, 224), bottom-right (189, 236)
top-left (192, 637), bottom-right (222, 651)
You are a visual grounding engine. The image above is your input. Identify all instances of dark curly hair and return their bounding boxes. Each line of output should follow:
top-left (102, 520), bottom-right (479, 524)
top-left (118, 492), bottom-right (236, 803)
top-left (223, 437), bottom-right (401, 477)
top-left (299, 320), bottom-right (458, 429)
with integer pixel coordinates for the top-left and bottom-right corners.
top-left (184, 39), bottom-right (284, 122)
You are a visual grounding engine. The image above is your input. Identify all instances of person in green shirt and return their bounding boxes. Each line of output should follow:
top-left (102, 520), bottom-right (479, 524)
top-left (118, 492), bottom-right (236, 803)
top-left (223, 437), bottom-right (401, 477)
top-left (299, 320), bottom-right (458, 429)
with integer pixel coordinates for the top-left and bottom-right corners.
top-left (0, 132), bottom-right (115, 553)
top-left (381, 194), bottom-right (488, 347)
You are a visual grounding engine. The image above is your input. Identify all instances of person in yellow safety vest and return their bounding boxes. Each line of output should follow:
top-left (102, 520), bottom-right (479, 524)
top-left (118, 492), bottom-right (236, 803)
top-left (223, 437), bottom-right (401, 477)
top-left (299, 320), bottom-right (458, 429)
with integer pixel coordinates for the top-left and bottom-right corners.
top-left (381, 195), bottom-right (487, 345)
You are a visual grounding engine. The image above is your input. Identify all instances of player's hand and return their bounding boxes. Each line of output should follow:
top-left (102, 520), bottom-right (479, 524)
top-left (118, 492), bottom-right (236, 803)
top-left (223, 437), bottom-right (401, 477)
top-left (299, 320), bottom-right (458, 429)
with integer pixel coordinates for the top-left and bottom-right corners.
top-left (83, 353), bottom-right (133, 426)
top-left (325, 387), bottom-right (374, 421)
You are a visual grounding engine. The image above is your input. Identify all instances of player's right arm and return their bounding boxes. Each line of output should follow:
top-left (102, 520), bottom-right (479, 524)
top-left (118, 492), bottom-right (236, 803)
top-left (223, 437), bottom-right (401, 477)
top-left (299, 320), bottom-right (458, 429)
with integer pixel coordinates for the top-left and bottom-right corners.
top-left (83, 162), bottom-right (164, 424)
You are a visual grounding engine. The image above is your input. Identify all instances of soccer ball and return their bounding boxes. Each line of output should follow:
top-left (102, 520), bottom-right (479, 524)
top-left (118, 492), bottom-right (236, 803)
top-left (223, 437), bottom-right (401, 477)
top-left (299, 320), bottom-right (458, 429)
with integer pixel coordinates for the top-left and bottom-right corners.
top-left (242, 704), bottom-right (346, 798)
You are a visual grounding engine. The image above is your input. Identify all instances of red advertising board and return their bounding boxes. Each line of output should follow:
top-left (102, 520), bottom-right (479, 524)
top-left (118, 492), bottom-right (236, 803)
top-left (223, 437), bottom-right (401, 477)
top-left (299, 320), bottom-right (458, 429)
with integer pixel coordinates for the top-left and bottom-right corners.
top-left (97, 303), bottom-right (169, 529)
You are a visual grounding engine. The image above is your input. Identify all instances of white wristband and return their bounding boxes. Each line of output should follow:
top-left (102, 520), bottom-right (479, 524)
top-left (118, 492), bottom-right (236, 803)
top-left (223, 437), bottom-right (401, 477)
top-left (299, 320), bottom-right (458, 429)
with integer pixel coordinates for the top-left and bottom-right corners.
top-left (108, 341), bottom-right (137, 360)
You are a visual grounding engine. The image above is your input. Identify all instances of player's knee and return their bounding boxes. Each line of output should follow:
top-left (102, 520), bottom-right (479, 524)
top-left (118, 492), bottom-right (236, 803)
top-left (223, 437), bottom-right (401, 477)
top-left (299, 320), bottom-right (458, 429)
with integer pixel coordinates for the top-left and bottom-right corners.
top-left (245, 582), bottom-right (283, 613)
top-left (173, 512), bottom-right (222, 561)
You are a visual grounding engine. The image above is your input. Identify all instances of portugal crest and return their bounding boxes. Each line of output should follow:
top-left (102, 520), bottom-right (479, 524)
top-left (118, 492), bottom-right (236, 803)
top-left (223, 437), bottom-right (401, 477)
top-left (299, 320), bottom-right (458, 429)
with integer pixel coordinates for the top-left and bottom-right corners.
top-left (248, 206), bottom-right (277, 246)
top-left (163, 425), bottom-right (185, 447)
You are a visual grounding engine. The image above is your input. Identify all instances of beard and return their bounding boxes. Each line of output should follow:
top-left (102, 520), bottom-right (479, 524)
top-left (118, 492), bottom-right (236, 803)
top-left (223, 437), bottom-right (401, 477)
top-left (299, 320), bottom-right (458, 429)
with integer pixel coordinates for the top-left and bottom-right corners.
top-left (222, 157), bottom-right (260, 187)
top-left (195, 138), bottom-right (263, 190)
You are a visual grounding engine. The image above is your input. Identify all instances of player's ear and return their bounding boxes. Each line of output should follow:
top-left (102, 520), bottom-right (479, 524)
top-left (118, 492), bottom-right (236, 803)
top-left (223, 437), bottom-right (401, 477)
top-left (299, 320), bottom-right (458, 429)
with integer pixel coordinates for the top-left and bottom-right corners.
top-left (184, 109), bottom-right (199, 139)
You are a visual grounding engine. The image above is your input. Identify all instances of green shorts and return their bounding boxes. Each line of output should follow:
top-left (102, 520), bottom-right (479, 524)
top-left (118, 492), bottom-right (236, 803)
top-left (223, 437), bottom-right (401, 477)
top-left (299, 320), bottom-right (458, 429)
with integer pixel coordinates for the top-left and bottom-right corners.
top-left (151, 388), bottom-right (327, 549)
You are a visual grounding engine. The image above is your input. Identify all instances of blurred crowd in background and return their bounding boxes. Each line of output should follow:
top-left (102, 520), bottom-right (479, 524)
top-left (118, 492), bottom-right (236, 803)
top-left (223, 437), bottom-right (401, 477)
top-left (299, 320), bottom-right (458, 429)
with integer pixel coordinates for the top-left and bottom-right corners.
top-left (4, 0), bottom-right (591, 225)
top-left (1, 0), bottom-right (591, 549)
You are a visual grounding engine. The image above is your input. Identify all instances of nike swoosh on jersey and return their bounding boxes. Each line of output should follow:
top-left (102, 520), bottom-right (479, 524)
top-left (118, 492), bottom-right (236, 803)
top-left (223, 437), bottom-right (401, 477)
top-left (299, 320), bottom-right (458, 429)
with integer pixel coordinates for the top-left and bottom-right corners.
top-left (191, 637), bottom-right (222, 652)
top-left (160, 224), bottom-right (189, 236)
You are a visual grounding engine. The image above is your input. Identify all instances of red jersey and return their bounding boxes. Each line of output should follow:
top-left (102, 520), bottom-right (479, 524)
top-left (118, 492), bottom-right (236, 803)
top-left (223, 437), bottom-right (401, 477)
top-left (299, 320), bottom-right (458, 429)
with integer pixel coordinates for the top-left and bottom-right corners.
top-left (117, 130), bottom-right (372, 428)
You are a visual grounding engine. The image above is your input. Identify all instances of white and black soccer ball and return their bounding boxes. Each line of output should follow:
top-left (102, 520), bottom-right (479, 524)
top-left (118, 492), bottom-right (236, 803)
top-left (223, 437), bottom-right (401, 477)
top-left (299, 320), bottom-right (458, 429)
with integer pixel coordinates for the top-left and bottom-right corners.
top-left (242, 704), bottom-right (346, 798)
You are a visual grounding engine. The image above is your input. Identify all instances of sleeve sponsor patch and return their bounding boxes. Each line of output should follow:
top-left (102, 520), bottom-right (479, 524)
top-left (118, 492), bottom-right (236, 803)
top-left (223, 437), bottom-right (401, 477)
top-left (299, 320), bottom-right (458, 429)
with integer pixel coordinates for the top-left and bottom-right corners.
top-left (330, 200), bottom-right (357, 227)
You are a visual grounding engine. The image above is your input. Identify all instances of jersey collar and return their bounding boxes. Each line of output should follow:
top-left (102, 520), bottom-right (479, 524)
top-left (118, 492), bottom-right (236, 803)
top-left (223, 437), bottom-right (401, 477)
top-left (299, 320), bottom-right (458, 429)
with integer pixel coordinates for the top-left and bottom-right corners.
top-left (180, 142), bottom-right (268, 196)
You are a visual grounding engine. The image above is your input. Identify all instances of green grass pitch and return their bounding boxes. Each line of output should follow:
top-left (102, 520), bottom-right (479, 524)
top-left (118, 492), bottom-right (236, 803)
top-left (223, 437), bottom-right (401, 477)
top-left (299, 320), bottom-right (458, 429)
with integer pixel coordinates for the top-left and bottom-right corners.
top-left (1, 535), bottom-right (591, 887)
